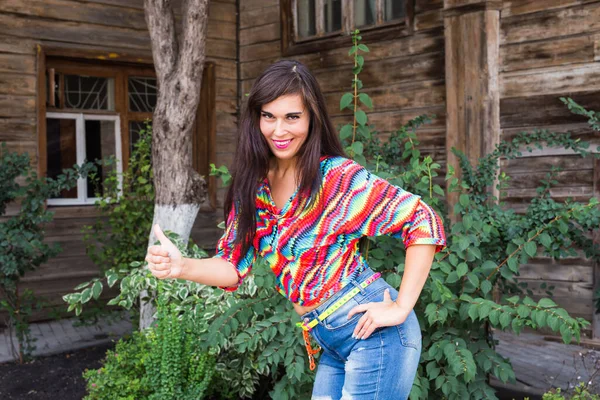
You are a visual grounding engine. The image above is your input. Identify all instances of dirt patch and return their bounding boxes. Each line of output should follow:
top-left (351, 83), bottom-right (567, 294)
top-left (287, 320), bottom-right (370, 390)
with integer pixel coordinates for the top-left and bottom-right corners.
top-left (0, 343), bottom-right (114, 400)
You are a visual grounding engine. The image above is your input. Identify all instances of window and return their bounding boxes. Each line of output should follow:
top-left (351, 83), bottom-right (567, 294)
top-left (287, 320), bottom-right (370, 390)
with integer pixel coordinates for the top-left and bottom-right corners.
top-left (40, 56), bottom-right (216, 207)
top-left (282, 0), bottom-right (413, 55)
top-left (45, 113), bottom-right (122, 205)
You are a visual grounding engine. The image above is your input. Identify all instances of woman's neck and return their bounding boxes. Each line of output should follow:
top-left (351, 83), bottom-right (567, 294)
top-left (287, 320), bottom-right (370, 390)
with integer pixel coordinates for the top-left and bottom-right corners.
top-left (271, 157), bottom-right (297, 177)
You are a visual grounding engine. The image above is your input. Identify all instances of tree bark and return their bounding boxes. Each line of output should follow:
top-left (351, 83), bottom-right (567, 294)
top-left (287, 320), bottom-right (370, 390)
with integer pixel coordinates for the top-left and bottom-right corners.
top-left (141, 0), bottom-right (210, 329)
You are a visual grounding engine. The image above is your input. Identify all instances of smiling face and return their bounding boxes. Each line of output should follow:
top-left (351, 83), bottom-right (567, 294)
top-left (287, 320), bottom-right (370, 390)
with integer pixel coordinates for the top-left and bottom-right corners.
top-left (259, 94), bottom-right (310, 164)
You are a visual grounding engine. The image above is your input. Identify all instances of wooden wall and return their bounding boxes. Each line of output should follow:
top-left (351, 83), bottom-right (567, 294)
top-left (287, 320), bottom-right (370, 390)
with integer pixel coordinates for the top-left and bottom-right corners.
top-left (239, 0), bottom-right (447, 166)
top-left (0, 0), bottom-right (237, 323)
top-left (499, 0), bottom-right (600, 322)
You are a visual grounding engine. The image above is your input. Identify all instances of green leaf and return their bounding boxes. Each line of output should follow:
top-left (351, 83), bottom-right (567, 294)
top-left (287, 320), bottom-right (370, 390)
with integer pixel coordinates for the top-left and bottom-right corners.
top-left (91, 281), bottom-right (103, 300)
top-left (524, 242), bottom-right (537, 258)
top-left (481, 280), bottom-right (492, 295)
top-left (468, 305), bottom-right (479, 321)
top-left (539, 232), bottom-right (552, 248)
top-left (538, 298), bottom-right (557, 308)
top-left (340, 93), bottom-right (354, 110)
top-left (458, 236), bottom-right (470, 251)
top-left (466, 273), bottom-right (479, 287)
top-left (355, 110), bottom-right (367, 126)
top-left (74, 281), bottom-right (91, 291)
top-left (357, 55), bottom-right (364, 68)
top-left (340, 124), bottom-right (353, 140)
top-left (81, 288), bottom-right (93, 304)
top-left (507, 257), bottom-right (518, 273)
top-left (446, 272), bottom-right (460, 284)
top-left (517, 305), bottom-right (530, 318)
top-left (499, 312), bottom-right (512, 329)
top-left (459, 194), bottom-right (470, 208)
top-left (351, 141), bottom-right (364, 156)
top-left (357, 43), bottom-right (369, 52)
top-left (489, 309), bottom-right (500, 325)
top-left (463, 215), bottom-right (473, 230)
top-left (456, 263), bottom-right (468, 278)
top-left (107, 272), bottom-right (118, 288)
top-left (358, 93), bottom-right (373, 108)
top-left (481, 260), bottom-right (496, 275)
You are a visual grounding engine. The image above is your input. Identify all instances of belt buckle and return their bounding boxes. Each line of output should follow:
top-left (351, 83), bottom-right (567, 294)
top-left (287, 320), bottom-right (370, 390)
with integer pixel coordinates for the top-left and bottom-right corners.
top-left (296, 318), bottom-right (312, 331)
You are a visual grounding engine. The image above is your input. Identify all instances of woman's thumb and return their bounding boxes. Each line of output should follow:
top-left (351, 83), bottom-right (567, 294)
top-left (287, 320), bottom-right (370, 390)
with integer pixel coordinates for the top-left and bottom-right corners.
top-left (153, 224), bottom-right (170, 247)
top-left (383, 288), bottom-right (392, 302)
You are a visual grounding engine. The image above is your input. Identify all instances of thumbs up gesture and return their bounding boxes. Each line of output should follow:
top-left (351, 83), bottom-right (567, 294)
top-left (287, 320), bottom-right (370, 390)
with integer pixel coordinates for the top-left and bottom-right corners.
top-left (145, 224), bottom-right (185, 279)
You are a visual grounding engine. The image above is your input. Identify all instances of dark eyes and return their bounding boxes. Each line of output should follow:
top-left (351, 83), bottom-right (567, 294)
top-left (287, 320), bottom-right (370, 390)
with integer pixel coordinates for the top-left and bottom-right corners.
top-left (260, 113), bottom-right (299, 120)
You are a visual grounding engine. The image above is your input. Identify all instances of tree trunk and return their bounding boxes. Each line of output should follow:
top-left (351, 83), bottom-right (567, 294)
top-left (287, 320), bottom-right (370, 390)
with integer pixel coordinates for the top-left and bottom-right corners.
top-left (141, 0), bottom-right (210, 329)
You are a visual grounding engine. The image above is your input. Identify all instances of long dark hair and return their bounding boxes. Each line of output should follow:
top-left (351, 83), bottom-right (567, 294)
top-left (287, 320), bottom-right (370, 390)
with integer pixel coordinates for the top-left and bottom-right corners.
top-left (224, 60), bottom-right (347, 255)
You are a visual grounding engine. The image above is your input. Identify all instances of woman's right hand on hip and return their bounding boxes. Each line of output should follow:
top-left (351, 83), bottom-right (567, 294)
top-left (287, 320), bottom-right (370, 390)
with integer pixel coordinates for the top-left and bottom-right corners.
top-left (145, 224), bottom-right (185, 279)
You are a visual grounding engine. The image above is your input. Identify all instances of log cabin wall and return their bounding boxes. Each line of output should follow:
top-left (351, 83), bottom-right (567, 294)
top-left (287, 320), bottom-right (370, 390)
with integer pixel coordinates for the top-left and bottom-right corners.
top-left (239, 0), bottom-right (447, 167)
top-left (499, 0), bottom-right (600, 324)
top-left (0, 0), bottom-right (238, 324)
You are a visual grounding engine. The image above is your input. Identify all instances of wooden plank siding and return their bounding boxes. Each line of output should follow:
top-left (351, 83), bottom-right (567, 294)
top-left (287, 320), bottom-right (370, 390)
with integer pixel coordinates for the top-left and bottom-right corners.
top-left (498, 0), bottom-right (600, 329)
top-left (0, 0), bottom-right (238, 324)
top-left (238, 0), bottom-right (446, 165)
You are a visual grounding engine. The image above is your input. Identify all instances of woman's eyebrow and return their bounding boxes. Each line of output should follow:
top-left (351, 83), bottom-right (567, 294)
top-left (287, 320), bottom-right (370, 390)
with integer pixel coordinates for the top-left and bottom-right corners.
top-left (260, 110), bottom-right (304, 117)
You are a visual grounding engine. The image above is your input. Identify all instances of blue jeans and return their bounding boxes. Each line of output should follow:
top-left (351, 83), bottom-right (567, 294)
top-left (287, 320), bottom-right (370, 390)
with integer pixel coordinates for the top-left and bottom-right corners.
top-left (302, 268), bottom-right (422, 400)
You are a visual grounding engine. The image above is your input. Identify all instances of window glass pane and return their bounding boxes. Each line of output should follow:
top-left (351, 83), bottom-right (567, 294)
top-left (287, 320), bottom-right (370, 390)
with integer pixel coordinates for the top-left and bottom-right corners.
top-left (128, 76), bottom-right (157, 112)
top-left (355, 0), bottom-right (376, 27)
top-left (85, 119), bottom-right (117, 198)
top-left (324, 0), bottom-right (342, 33)
top-left (298, 0), bottom-right (316, 38)
top-left (64, 75), bottom-right (115, 110)
top-left (384, 0), bottom-right (405, 21)
top-left (46, 118), bottom-right (77, 199)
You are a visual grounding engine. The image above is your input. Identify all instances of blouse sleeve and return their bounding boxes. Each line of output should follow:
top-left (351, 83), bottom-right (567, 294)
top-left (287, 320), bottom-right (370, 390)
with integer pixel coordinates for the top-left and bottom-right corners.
top-left (214, 202), bottom-right (257, 291)
top-left (341, 160), bottom-right (447, 253)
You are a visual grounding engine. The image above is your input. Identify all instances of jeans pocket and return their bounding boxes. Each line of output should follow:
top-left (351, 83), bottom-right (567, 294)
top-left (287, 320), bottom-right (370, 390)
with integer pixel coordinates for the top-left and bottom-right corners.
top-left (321, 297), bottom-right (361, 330)
top-left (395, 312), bottom-right (421, 350)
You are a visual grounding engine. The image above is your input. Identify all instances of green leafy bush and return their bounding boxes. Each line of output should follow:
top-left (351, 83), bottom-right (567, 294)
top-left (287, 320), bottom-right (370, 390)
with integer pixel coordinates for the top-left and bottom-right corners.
top-left (83, 286), bottom-right (214, 400)
top-left (0, 142), bottom-right (94, 362)
top-left (336, 30), bottom-right (599, 399)
top-left (541, 383), bottom-right (600, 400)
top-left (83, 330), bottom-right (151, 400)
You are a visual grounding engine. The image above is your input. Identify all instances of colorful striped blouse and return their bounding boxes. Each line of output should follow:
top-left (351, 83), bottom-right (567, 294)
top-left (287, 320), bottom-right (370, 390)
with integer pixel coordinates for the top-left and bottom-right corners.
top-left (215, 155), bottom-right (447, 307)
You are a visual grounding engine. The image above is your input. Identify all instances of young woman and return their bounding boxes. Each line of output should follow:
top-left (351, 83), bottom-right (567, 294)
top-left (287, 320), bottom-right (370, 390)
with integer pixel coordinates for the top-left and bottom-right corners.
top-left (145, 60), bottom-right (446, 399)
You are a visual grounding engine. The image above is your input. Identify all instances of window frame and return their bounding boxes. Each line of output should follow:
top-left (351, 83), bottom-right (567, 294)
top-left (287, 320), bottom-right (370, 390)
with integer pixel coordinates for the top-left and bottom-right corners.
top-left (281, 0), bottom-right (415, 56)
top-left (37, 47), bottom-right (218, 210)
top-left (45, 112), bottom-right (123, 206)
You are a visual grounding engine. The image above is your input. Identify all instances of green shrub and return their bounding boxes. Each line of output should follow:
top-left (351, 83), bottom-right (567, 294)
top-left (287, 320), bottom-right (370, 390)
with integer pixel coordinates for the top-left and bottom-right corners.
top-left (83, 286), bottom-right (214, 400)
top-left (146, 289), bottom-right (215, 400)
top-left (83, 330), bottom-right (151, 400)
top-left (0, 142), bottom-right (94, 362)
top-left (541, 383), bottom-right (600, 400)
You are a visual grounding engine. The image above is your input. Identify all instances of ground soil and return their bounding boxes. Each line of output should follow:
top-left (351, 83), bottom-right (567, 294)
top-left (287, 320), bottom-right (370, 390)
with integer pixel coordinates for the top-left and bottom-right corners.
top-left (0, 343), bottom-right (113, 400)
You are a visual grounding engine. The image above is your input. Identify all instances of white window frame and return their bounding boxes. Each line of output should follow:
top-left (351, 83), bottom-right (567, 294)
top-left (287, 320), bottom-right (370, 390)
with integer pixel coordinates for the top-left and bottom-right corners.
top-left (46, 112), bottom-right (123, 206)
